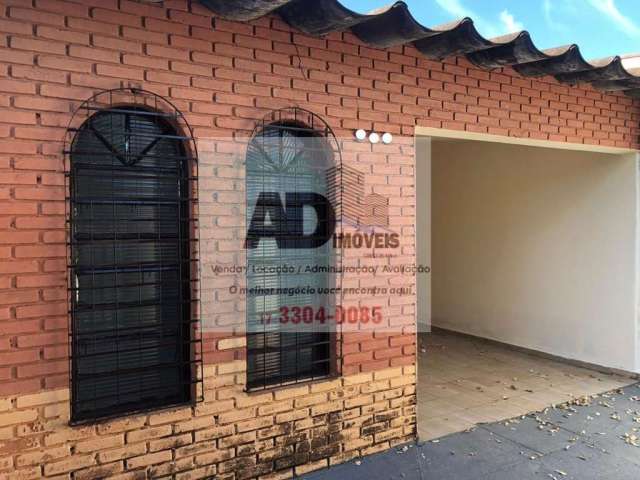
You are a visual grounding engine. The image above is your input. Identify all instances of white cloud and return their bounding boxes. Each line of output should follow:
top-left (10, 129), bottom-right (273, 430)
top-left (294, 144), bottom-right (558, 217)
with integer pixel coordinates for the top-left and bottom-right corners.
top-left (587, 0), bottom-right (640, 37)
top-left (433, 0), bottom-right (471, 18)
top-left (434, 0), bottom-right (523, 37)
top-left (434, 0), bottom-right (497, 36)
top-left (543, 0), bottom-right (568, 32)
top-left (499, 9), bottom-right (524, 33)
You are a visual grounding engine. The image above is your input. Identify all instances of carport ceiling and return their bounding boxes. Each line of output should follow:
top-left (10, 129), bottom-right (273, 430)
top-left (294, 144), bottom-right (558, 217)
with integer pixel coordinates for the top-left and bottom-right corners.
top-left (198, 0), bottom-right (640, 98)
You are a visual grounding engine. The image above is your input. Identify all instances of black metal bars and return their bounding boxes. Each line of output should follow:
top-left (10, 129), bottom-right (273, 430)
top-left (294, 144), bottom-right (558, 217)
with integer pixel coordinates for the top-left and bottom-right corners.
top-left (245, 107), bottom-right (343, 391)
top-left (65, 89), bottom-right (201, 423)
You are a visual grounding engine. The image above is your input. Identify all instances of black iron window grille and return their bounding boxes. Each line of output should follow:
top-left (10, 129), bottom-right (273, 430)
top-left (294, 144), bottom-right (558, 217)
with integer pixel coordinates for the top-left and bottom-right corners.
top-left (245, 108), bottom-right (343, 391)
top-left (65, 89), bottom-right (201, 423)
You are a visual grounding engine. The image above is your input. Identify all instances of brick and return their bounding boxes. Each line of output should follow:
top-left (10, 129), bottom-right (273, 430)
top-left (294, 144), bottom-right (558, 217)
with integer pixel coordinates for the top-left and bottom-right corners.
top-left (36, 0), bottom-right (89, 16)
top-left (38, 55), bottom-right (92, 73)
top-left (0, 110), bottom-right (37, 125)
top-left (0, 456), bottom-right (12, 471)
top-left (149, 433), bottom-right (192, 452)
top-left (43, 344), bottom-right (68, 360)
top-left (126, 451), bottom-right (172, 470)
top-left (14, 127), bottom-right (64, 142)
top-left (217, 407), bottom-right (257, 425)
top-left (192, 51), bottom-right (232, 67)
top-left (0, 466), bottom-right (41, 480)
top-left (193, 424), bottom-right (234, 442)
top-left (0, 289), bottom-right (39, 306)
top-left (122, 24), bottom-right (167, 43)
top-left (0, 379), bottom-right (40, 397)
top-left (14, 244), bottom-right (65, 258)
top-left (91, 8), bottom-right (141, 27)
top-left (170, 87), bottom-right (212, 102)
top-left (0, 409), bottom-right (38, 427)
top-left (14, 96), bottom-right (69, 112)
top-left (126, 425), bottom-right (172, 443)
top-left (147, 44), bottom-right (189, 61)
top-left (75, 434), bottom-right (125, 453)
top-left (75, 462), bottom-right (125, 480)
top-left (68, 45), bottom-right (120, 63)
top-left (93, 34), bottom-right (141, 53)
top-left (169, 9), bottom-right (213, 28)
top-left (43, 402), bottom-right (69, 418)
top-left (10, 7), bottom-right (65, 26)
top-left (0, 140), bottom-right (37, 154)
top-left (44, 455), bottom-right (95, 476)
top-left (11, 37), bottom-right (65, 55)
top-left (36, 25), bottom-right (90, 44)
top-left (16, 68), bottom-right (69, 90)
top-left (0, 49), bottom-right (34, 65)
top-left (294, 458), bottom-right (328, 476)
top-left (0, 261), bottom-right (39, 275)
top-left (123, 54), bottom-right (168, 70)
top-left (218, 336), bottom-right (246, 350)
top-left (145, 17), bottom-right (189, 35)
top-left (97, 416), bottom-right (147, 435)
top-left (16, 445), bottom-right (70, 468)
top-left (0, 79), bottom-right (36, 95)
top-left (16, 390), bottom-right (69, 408)
top-left (97, 443), bottom-right (147, 464)
top-left (16, 301), bottom-right (66, 319)
top-left (42, 424), bottom-right (89, 446)
top-left (0, 19), bottom-right (32, 35)
top-left (96, 64), bottom-right (144, 81)
top-left (15, 216), bottom-right (65, 230)
top-left (148, 408), bottom-right (191, 426)
top-left (16, 331), bottom-right (66, 351)
top-left (170, 61), bottom-right (212, 76)
top-left (66, 16), bottom-right (117, 35)
top-left (17, 359), bottom-right (67, 378)
top-left (294, 393), bottom-right (328, 408)
top-left (145, 70), bottom-right (190, 86)
top-left (174, 416), bottom-right (213, 434)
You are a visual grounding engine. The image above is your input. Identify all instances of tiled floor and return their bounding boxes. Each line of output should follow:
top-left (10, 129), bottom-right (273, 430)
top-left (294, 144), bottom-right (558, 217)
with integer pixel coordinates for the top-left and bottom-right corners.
top-left (417, 330), bottom-right (635, 440)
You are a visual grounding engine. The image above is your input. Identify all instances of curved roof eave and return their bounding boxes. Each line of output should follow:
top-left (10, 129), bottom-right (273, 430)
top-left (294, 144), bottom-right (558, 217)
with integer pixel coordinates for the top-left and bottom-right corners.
top-left (198, 0), bottom-right (640, 98)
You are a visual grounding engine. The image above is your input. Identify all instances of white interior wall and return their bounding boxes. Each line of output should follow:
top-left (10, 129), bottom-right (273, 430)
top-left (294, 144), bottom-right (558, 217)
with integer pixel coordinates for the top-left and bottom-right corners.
top-left (425, 138), bottom-right (638, 372)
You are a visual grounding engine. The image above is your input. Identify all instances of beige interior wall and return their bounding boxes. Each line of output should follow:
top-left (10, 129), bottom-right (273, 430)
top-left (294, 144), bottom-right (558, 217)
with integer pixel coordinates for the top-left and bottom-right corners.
top-left (429, 138), bottom-right (638, 372)
top-left (416, 136), bottom-right (431, 331)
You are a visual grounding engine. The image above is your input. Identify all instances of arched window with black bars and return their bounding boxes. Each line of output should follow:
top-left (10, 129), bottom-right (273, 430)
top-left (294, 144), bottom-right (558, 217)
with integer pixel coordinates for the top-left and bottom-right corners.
top-left (245, 108), bottom-right (343, 391)
top-left (65, 89), bottom-right (201, 423)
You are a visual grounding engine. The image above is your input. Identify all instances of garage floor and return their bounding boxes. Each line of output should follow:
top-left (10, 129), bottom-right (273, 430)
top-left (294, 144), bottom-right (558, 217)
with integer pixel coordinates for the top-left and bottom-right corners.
top-left (417, 330), bottom-right (635, 440)
top-left (305, 382), bottom-right (640, 480)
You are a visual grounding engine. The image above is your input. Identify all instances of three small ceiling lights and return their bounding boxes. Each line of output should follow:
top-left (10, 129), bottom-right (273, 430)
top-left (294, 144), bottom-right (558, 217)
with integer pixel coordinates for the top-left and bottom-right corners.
top-left (355, 129), bottom-right (393, 144)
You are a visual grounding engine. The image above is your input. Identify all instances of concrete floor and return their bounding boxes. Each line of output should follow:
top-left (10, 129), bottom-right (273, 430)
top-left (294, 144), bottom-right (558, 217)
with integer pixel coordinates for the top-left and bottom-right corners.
top-left (304, 382), bottom-right (640, 480)
top-left (417, 330), bottom-right (634, 440)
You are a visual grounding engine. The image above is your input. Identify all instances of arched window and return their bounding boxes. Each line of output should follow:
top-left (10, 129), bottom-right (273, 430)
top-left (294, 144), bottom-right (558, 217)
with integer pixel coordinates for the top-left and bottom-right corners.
top-left (245, 108), bottom-right (341, 390)
top-left (66, 90), bottom-right (199, 422)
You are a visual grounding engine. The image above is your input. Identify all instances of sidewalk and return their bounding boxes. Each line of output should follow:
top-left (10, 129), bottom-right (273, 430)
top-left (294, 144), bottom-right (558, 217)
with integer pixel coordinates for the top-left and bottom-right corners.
top-left (303, 383), bottom-right (640, 480)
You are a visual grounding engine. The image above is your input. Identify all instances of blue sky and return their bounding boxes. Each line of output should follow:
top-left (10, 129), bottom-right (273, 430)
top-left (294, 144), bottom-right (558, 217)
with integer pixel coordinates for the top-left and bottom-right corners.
top-left (340, 0), bottom-right (640, 60)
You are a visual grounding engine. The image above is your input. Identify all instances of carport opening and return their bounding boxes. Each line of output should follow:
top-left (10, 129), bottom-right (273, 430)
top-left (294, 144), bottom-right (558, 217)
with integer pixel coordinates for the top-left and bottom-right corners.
top-left (415, 133), bottom-right (638, 440)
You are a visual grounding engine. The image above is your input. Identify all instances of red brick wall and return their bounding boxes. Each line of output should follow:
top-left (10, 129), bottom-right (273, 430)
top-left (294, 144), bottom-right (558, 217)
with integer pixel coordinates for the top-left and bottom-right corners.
top-left (0, 0), bottom-right (638, 401)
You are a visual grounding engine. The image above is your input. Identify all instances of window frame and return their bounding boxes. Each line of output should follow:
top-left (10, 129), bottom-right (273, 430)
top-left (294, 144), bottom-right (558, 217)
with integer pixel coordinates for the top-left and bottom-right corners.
top-left (244, 108), bottom-right (343, 392)
top-left (64, 89), bottom-right (202, 424)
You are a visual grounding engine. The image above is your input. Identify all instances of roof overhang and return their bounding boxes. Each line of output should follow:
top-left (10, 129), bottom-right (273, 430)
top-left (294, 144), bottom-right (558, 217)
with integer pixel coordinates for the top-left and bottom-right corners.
top-left (198, 0), bottom-right (640, 99)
